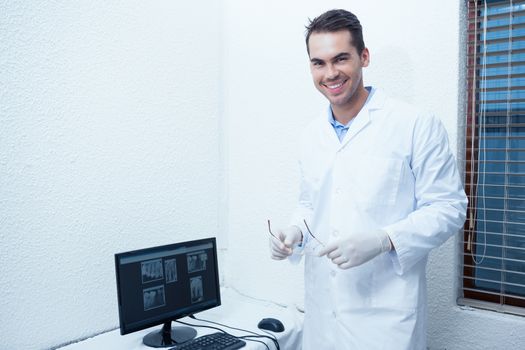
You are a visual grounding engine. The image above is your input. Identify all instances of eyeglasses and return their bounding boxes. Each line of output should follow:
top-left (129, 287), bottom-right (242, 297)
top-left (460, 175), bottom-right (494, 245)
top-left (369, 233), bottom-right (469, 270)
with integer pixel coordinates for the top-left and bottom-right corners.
top-left (267, 219), bottom-right (325, 256)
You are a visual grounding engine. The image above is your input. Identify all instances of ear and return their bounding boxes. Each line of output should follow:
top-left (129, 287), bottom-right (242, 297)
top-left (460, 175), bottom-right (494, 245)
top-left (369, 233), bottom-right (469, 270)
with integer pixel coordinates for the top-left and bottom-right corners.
top-left (360, 47), bottom-right (370, 67)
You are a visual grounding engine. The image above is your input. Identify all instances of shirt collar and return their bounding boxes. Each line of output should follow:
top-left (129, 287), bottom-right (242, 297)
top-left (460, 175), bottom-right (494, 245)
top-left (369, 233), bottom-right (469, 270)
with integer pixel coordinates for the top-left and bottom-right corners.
top-left (327, 86), bottom-right (376, 127)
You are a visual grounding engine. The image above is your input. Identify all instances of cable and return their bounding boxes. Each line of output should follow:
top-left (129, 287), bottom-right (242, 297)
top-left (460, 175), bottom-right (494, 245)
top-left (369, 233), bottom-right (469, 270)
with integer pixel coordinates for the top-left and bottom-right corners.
top-left (188, 315), bottom-right (280, 350)
top-left (174, 319), bottom-right (228, 335)
top-left (174, 319), bottom-right (260, 348)
top-left (469, 0), bottom-right (488, 265)
top-left (176, 318), bottom-right (279, 350)
top-left (238, 335), bottom-right (271, 350)
top-left (170, 326), bottom-right (269, 350)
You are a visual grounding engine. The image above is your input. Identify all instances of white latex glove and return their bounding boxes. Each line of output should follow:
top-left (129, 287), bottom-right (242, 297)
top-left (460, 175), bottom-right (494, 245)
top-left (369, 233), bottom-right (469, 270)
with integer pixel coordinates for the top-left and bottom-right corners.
top-left (269, 225), bottom-right (303, 260)
top-left (317, 230), bottom-right (392, 269)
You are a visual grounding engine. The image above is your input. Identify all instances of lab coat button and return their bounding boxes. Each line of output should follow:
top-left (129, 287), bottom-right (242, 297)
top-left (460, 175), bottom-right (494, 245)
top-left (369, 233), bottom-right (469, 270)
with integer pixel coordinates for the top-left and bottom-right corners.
top-left (333, 311), bottom-right (337, 319)
top-left (330, 270), bottom-right (336, 277)
top-left (332, 230), bottom-right (339, 237)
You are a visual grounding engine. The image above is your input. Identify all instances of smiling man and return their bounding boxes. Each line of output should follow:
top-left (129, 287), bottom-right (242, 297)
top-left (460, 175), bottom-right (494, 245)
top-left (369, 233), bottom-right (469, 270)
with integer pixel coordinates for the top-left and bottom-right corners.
top-left (268, 9), bottom-right (467, 350)
top-left (308, 28), bottom-right (369, 125)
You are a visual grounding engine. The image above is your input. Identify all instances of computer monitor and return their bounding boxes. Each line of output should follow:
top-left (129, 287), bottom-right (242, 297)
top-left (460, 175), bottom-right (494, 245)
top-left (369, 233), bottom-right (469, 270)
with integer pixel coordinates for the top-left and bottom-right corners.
top-left (115, 237), bottom-right (221, 348)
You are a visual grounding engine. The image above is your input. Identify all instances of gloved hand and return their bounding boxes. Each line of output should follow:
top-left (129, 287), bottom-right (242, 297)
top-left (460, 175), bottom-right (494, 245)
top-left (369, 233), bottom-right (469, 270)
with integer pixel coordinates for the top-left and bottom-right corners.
top-left (269, 225), bottom-right (303, 260)
top-left (317, 230), bottom-right (392, 269)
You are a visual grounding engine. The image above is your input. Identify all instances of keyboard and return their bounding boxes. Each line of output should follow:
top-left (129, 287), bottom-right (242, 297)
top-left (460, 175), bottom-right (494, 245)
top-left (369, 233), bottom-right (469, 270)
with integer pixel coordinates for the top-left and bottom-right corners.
top-left (168, 332), bottom-right (246, 350)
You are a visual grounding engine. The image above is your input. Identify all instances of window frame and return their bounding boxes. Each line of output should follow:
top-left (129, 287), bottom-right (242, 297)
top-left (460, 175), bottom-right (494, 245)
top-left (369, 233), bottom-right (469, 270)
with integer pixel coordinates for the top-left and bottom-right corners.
top-left (459, 0), bottom-right (525, 316)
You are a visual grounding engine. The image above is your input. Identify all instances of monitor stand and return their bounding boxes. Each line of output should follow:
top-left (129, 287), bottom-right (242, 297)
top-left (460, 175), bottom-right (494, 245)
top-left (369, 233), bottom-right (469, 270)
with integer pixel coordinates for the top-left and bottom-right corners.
top-left (143, 321), bottom-right (197, 348)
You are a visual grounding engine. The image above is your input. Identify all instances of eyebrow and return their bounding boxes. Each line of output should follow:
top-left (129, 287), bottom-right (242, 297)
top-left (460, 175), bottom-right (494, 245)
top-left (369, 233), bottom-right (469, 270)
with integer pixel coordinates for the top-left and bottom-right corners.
top-left (310, 52), bottom-right (351, 64)
top-left (332, 52), bottom-right (350, 61)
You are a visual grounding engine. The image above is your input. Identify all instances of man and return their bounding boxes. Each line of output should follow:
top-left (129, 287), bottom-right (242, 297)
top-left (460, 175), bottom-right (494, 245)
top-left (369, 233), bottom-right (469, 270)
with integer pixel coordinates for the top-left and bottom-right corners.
top-left (269, 9), bottom-right (467, 350)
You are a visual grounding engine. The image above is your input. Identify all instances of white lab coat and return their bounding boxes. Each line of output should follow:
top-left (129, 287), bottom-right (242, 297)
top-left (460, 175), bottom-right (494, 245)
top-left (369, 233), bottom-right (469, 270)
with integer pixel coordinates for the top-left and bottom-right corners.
top-left (289, 88), bottom-right (467, 350)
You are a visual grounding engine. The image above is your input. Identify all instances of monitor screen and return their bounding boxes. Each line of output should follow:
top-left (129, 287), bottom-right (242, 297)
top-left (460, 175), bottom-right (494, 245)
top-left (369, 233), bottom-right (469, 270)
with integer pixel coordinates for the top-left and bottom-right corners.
top-left (115, 237), bottom-right (221, 347)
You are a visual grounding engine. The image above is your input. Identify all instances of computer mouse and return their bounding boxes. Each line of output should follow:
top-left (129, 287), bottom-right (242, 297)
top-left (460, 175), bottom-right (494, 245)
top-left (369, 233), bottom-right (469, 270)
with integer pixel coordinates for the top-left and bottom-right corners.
top-left (257, 317), bottom-right (285, 332)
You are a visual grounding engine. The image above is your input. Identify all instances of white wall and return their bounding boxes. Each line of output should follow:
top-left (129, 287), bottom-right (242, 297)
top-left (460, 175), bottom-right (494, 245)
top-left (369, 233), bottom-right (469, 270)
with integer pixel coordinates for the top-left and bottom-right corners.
top-left (3, 1), bottom-right (525, 349)
top-left (221, 1), bottom-right (525, 349)
top-left (0, 1), bottom-right (221, 349)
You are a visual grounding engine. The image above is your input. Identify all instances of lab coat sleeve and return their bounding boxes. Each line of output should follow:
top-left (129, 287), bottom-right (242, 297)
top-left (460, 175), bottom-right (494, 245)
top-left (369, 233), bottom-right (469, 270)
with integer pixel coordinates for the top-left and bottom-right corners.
top-left (384, 114), bottom-right (468, 275)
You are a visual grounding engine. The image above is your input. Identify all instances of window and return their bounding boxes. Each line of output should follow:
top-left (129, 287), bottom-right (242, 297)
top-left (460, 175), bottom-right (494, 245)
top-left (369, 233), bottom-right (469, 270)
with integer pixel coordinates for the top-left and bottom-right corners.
top-left (461, 0), bottom-right (525, 315)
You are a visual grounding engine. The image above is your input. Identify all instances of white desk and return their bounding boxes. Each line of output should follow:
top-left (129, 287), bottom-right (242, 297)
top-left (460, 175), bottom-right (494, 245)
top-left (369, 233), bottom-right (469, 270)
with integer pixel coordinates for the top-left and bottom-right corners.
top-left (60, 287), bottom-right (303, 350)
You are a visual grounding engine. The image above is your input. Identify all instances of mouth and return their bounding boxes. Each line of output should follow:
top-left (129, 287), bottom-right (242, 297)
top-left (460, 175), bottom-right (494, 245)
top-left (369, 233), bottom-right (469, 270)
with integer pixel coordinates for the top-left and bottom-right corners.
top-left (322, 79), bottom-right (347, 93)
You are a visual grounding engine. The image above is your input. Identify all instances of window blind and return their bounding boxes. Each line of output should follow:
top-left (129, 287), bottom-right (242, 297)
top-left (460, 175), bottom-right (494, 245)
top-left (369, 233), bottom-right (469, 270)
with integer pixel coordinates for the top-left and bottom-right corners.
top-left (460, 0), bottom-right (525, 316)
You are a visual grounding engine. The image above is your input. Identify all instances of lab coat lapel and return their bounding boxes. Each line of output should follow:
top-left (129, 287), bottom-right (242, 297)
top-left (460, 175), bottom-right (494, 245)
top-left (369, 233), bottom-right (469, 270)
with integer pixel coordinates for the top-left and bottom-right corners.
top-left (339, 109), bottom-right (370, 149)
top-left (339, 88), bottom-right (386, 149)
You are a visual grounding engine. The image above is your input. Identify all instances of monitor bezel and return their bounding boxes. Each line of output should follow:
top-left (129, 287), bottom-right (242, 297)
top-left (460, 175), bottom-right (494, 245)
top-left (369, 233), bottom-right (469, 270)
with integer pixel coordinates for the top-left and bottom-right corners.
top-left (114, 237), bottom-right (221, 335)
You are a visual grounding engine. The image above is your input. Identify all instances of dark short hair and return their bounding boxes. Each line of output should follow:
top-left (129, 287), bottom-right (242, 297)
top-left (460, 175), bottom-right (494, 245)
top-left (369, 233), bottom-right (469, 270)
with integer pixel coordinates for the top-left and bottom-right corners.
top-left (305, 9), bottom-right (365, 55)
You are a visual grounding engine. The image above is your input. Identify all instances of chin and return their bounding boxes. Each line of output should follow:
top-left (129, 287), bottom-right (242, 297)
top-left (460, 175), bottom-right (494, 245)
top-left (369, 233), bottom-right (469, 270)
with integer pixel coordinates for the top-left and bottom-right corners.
top-left (329, 94), bottom-right (351, 107)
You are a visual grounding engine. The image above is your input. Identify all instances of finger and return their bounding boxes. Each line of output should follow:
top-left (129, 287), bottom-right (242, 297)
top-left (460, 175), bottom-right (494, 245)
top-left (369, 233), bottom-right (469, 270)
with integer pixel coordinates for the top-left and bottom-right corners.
top-left (270, 244), bottom-right (289, 258)
top-left (271, 247), bottom-right (291, 259)
top-left (283, 235), bottom-right (298, 248)
top-left (331, 255), bottom-right (348, 265)
top-left (317, 241), bottom-right (338, 257)
top-left (271, 252), bottom-right (288, 260)
top-left (338, 261), bottom-right (354, 270)
top-left (327, 249), bottom-right (342, 260)
top-left (271, 254), bottom-right (287, 260)
top-left (270, 235), bottom-right (288, 251)
top-left (276, 229), bottom-right (287, 241)
top-left (273, 244), bottom-right (292, 257)
top-left (270, 238), bottom-right (292, 255)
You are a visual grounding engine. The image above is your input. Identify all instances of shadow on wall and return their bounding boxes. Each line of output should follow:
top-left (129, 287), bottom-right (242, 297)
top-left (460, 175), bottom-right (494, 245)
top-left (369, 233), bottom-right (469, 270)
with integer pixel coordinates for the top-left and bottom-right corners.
top-left (367, 46), bottom-right (415, 103)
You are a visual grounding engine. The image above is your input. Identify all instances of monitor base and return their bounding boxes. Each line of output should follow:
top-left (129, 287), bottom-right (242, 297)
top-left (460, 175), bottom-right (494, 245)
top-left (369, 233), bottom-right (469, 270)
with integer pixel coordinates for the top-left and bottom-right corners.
top-left (143, 321), bottom-right (197, 348)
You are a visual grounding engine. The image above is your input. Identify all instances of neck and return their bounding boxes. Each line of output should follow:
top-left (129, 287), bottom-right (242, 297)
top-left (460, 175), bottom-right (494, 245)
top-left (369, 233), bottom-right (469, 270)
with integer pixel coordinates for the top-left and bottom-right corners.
top-left (331, 86), bottom-right (369, 125)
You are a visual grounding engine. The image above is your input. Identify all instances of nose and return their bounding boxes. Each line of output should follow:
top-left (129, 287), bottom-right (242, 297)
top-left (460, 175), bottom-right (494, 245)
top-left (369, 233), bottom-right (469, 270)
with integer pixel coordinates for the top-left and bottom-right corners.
top-left (325, 64), bottom-right (339, 80)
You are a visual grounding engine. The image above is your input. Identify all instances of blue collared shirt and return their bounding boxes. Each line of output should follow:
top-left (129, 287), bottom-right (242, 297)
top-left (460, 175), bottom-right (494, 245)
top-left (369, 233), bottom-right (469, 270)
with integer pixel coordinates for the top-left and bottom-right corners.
top-left (329, 86), bottom-right (374, 142)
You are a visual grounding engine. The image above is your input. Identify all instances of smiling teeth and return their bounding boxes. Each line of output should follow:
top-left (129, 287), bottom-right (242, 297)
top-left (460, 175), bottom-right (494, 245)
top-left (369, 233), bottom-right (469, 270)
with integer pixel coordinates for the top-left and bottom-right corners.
top-left (327, 82), bottom-right (343, 89)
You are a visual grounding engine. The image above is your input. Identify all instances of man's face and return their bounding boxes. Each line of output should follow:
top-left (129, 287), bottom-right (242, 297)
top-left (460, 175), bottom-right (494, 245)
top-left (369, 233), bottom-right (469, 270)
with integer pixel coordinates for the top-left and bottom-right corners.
top-left (308, 30), bottom-right (369, 109)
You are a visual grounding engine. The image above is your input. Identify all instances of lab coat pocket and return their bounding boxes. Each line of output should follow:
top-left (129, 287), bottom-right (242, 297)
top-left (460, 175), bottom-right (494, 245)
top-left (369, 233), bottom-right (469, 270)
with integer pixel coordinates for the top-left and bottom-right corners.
top-left (350, 155), bottom-right (402, 206)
